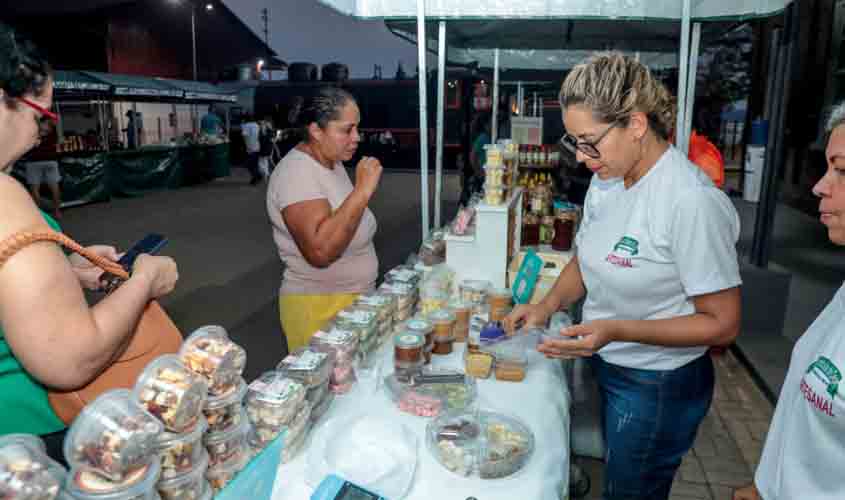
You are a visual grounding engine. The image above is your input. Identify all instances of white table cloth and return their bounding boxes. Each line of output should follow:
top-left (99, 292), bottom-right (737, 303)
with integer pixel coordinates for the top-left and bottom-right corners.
top-left (271, 342), bottom-right (571, 500)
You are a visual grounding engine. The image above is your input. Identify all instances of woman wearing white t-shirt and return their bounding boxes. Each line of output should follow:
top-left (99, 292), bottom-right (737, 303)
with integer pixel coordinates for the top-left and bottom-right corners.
top-left (506, 53), bottom-right (742, 499)
top-left (733, 105), bottom-right (845, 500)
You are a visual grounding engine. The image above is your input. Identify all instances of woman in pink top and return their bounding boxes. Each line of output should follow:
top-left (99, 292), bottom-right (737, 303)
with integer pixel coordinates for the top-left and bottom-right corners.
top-left (266, 87), bottom-right (382, 351)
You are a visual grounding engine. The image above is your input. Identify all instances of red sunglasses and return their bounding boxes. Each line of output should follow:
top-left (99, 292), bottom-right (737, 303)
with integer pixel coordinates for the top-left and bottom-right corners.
top-left (18, 97), bottom-right (58, 123)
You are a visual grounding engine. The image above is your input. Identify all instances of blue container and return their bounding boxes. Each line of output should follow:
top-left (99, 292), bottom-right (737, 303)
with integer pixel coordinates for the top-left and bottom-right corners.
top-left (750, 119), bottom-right (769, 146)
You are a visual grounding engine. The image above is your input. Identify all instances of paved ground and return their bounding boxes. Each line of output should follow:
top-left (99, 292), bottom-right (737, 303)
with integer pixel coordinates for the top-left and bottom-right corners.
top-left (57, 168), bottom-right (777, 499)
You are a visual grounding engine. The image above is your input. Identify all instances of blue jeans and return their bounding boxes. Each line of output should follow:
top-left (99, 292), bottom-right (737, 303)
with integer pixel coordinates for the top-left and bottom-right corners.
top-left (589, 354), bottom-right (714, 500)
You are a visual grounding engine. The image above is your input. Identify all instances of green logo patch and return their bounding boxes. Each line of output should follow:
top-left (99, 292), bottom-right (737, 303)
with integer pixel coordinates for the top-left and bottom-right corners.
top-left (808, 356), bottom-right (842, 399)
top-left (613, 236), bottom-right (639, 256)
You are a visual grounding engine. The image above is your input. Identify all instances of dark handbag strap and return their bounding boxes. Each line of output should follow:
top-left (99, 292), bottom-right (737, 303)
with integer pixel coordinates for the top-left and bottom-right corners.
top-left (0, 228), bottom-right (129, 280)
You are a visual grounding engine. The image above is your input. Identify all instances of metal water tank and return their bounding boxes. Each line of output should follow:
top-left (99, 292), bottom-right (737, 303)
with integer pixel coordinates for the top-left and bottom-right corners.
top-left (288, 62), bottom-right (318, 82)
top-left (321, 63), bottom-right (349, 82)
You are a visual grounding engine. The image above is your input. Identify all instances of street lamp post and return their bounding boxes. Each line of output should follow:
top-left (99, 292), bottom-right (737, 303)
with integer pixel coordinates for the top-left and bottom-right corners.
top-left (191, 4), bottom-right (197, 81)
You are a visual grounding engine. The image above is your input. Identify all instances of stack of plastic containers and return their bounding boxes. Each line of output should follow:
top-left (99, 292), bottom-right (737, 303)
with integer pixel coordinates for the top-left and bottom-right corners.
top-left (244, 371), bottom-right (310, 464)
top-left (310, 326), bottom-right (359, 394)
top-left (354, 292), bottom-right (396, 344)
top-left (334, 306), bottom-right (379, 363)
top-left (133, 354), bottom-right (211, 500)
top-left (277, 348), bottom-right (333, 427)
top-left (178, 326), bottom-right (248, 494)
top-left (63, 389), bottom-right (164, 500)
top-left (0, 434), bottom-right (67, 499)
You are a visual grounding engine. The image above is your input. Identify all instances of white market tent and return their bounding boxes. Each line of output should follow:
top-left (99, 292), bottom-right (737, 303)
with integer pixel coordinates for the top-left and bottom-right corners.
top-left (317, 0), bottom-right (793, 240)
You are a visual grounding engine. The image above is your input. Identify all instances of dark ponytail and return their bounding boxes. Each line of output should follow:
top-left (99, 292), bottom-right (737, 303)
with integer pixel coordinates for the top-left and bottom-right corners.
top-left (0, 23), bottom-right (52, 101)
top-left (290, 86), bottom-right (356, 142)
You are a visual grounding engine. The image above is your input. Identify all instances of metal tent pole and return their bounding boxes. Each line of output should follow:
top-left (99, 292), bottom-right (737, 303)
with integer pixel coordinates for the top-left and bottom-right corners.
top-left (416, 0), bottom-right (430, 239)
top-left (435, 21), bottom-right (446, 229)
top-left (492, 48), bottom-right (500, 142)
top-left (676, 0), bottom-right (691, 153)
top-left (682, 22), bottom-right (702, 152)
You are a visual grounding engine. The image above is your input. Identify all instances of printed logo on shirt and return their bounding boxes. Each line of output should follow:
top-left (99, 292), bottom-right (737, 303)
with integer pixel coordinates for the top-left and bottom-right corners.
top-left (799, 356), bottom-right (842, 418)
top-left (605, 236), bottom-right (639, 268)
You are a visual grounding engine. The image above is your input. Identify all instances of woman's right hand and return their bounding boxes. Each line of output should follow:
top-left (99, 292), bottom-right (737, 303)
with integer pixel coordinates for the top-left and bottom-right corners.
top-left (504, 302), bottom-right (554, 333)
top-left (354, 156), bottom-right (383, 199)
top-left (132, 254), bottom-right (178, 299)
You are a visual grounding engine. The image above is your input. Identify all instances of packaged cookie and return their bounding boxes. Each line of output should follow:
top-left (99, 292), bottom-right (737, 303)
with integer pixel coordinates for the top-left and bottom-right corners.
top-left (65, 389), bottom-right (163, 482)
top-left (155, 418), bottom-right (207, 480)
top-left (309, 391), bottom-right (334, 424)
top-left (464, 352), bottom-right (494, 379)
top-left (245, 372), bottom-right (306, 444)
top-left (334, 308), bottom-right (379, 346)
top-left (156, 450), bottom-right (209, 500)
top-left (494, 361), bottom-right (526, 382)
top-left (279, 426), bottom-right (309, 465)
top-left (355, 292), bottom-right (396, 324)
top-left (305, 379), bottom-right (329, 407)
top-left (309, 327), bottom-right (359, 366)
top-left (202, 415), bottom-right (248, 468)
top-left (202, 378), bottom-right (246, 434)
top-left (66, 460), bottom-right (160, 500)
top-left (384, 266), bottom-right (422, 286)
top-left (179, 327), bottom-right (246, 396)
top-left (0, 434), bottom-right (65, 500)
top-left (447, 299), bottom-right (471, 343)
top-left (378, 282), bottom-right (417, 314)
top-left (276, 348), bottom-right (331, 389)
top-left (134, 355), bottom-right (208, 433)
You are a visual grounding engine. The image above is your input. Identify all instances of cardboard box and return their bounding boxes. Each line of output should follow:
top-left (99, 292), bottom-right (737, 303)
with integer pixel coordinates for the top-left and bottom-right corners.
top-left (508, 246), bottom-right (573, 304)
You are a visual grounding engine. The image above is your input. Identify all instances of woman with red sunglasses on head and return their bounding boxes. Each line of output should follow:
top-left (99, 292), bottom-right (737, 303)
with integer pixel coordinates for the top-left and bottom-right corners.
top-left (0, 24), bottom-right (178, 462)
top-left (505, 52), bottom-right (742, 499)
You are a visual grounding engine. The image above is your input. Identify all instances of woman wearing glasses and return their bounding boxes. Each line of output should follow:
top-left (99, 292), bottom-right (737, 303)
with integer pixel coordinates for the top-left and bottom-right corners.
top-left (506, 53), bottom-right (742, 499)
top-left (0, 25), bottom-right (178, 461)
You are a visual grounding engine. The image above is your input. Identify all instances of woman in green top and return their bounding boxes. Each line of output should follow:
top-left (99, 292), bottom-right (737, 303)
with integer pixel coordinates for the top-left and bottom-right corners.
top-left (0, 24), bottom-right (179, 462)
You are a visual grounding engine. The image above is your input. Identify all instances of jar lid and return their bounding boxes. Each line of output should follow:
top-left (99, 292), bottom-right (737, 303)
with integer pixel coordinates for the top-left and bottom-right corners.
top-left (394, 333), bottom-right (425, 349)
top-left (428, 309), bottom-right (456, 324)
top-left (405, 318), bottom-right (434, 334)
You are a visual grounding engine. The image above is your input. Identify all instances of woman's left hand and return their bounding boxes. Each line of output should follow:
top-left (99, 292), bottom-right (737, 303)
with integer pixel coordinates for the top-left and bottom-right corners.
top-left (537, 319), bottom-right (620, 359)
top-left (68, 245), bottom-right (120, 290)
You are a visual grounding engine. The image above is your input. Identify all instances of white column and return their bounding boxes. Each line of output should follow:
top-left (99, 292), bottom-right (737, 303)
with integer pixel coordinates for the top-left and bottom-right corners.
top-left (492, 48), bottom-right (500, 142)
top-left (435, 21), bottom-right (446, 229)
top-left (676, 0), bottom-right (691, 154)
top-left (682, 22), bottom-right (702, 152)
top-left (416, 0), bottom-right (430, 238)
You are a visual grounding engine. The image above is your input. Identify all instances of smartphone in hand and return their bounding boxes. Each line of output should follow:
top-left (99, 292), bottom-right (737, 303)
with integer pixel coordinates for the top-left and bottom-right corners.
top-left (116, 234), bottom-right (168, 272)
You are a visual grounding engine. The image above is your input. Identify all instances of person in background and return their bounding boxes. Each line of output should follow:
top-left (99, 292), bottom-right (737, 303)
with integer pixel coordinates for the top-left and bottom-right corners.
top-left (200, 106), bottom-right (224, 136)
top-left (22, 127), bottom-right (61, 219)
top-left (124, 109), bottom-right (141, 149)
top-left (0, 23), bottom-right (178, 463)
top-left (461, 114), bottom-right (491, 204)
top-left (733, 102), bottom-right (845, 500)
top-left (258, 116), bottom-right (274, 177)
top-left (505, 52), bottom-right (742, 500)
top-left (240, 113), bottom-right (262, 185)
top-left (266, 86), bottom-right (382, 351)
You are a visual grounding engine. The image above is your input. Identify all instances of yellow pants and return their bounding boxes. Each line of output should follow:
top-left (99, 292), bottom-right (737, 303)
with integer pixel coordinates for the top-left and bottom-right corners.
top-left (279, 293), bottom-right (360, 352)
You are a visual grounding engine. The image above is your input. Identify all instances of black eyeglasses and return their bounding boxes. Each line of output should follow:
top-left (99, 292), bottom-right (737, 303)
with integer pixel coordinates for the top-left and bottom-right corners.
top-left (559, 122), bottom-right (618, 159)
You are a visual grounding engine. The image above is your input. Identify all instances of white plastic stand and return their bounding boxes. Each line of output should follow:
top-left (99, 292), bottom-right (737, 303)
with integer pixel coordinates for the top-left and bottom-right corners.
top-left (445, 188), bottom-right (523, 289)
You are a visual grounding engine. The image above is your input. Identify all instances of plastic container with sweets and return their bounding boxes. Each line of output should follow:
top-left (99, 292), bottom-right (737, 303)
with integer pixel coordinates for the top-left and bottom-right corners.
top-left (384, 370), bottom-right (477, 417)
top-left (334, 308), bottom-right (379, 345)
top-left (393, 332), bottom-right (425, 365)
top-left (484, 187), bottom-right (506, 206)
top-left (484, 144), bottom-right (504, 167)
top-left (447, 299), bottom-right (471, 342)
top-left (403, 318), bottom-right (434, 349)
top-left (384, 265), bottom-right (422, 286)
top-left (428, 309), bottom-right (456, 342)
top-left (0, 434), bottom-right (65, 500)
top-left (426, 410), bottom-right (534, 479)
top-left (487, 288), bottom-right (513, 318)
top-left (418, 287), bottom-right (449, 315)
top-left (276, 348), bottom-right (332, 389)
top-left (280, 423), bottom-right (310, 464)
top-left (134, 355), bottom-right (208, 434)
top-left (65, 389), bottom-right (163, 482)
top-left (202, 378), bottom-right (246, 434)
top-left (202, 413), bottom-right (249, 468)
top-left (66, 460), bottom-right (161, 500)
top-left (464, 351), bottom-right (494, 379)
top-left (245, 372), bottom-right (306, 444)
top-left (305, 378), bottom-right (330, 407)
top-left (309, 391), bottom-right (335, 424)
top-left (248, 399), bottom-right (311, 451)
top-left (354, 292), bottom-right (396, 324)
top-left (459, 280), bottom-right (491, 305)
top-left (310, 326), bottom-right (359, 367)
top-left (483, 165), bottom-right (506, 188)
top-left (155, 450), bottom-right (209, 500)
top-left (155, 418), bottom-right (207, 480)
top-left (394, 358), bottom-right (425, 382)
top-left (204, 454), bottom-right (245, 494)
top-left (494, 361), bottom-right (526, 382)
top-left (377, 282), bottom-right (417, 312)
top-left (179, 326), bottom-right (246, 397)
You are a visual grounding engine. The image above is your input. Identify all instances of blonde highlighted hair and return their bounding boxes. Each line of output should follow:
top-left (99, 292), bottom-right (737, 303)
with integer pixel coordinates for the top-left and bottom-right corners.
top-left (559, 52), bottom-right (675, 140)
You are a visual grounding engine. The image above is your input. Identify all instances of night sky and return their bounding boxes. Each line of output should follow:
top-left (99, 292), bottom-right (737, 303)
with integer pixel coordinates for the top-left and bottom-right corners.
top-left (222, 0), bottom-right (421, 78)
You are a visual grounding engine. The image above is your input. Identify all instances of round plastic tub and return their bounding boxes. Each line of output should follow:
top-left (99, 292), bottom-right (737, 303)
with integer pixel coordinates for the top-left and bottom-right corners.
top-left (202, 378), bottom-right (247, 434)
top-left (179, 326), bottom-right (246, 397)
top-left (155, 418), bottom-right (207, 480)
